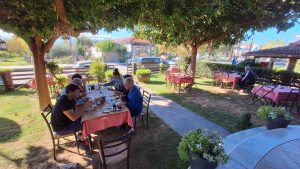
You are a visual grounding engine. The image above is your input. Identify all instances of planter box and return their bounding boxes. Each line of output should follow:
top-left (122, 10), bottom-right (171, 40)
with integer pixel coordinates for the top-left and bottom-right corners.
top-left (190, 153), bottom-right (218, 169)
top-left (0, 72), bottom-right (14, 91)
top-left (266, 118), bottom-right (291, 130)
top-left (137, 75), bottom-right (150, 82)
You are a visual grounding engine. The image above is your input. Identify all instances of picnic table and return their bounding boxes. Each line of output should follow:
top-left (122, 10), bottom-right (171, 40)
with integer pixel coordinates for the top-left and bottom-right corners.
top-left (251, 85), bottom-right (300, 104)
top-left (81, 88), bottom-right (134, 139)
top-left (214, 72), bottom-right (242, 89)
top-left (165, 73), bottom-right (193, 93)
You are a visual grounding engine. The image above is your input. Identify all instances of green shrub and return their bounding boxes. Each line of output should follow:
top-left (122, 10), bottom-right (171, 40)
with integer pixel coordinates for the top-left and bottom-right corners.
top-left (235, 113), bottom-right (253, 131)
top-left (89, 60), bottom-right (105, 82)
top-left (257, 106), bottom-right (293, 121)
top-left (105, 70), bottom-right (113, 82)
top-left (46, 61), bottom-right (62, 76)
top-left (0, 68), bottom-right (13, 74)
top-left (196, 62), bottom-right (300, 85)
top-left (56, 75), bottom-right (68, 88)
top-left (136, 68), bottom-right (151, 76)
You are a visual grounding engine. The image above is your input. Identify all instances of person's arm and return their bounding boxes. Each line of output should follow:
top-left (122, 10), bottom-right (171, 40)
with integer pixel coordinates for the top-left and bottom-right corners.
top-left (242, 71), bottom-right (250, 81)
top-left (102, 79), bottom-right (114, 86)
top-left (63, 101), bottom-right (93, 121)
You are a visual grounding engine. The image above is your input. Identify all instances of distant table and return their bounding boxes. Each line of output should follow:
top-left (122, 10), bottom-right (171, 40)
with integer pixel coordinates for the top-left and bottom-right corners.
top-left (81, 89), bottom-right (134, 139)
top-left (251, 85), bottom-right (300, 104)
top-left (214, 72), bottom-right (242, 89)
top-left (165, 73), bottom-right (193, 93)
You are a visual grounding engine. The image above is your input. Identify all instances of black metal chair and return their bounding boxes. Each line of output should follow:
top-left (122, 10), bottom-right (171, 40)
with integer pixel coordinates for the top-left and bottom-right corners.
top-left (278, 86), bottom-right (300, 113)
top-left (134, 90), bottom-right (151, 130)
top-left (98, 129), bottom-right (133, 169)
top-left (41, 104), bottom-right (79, 160)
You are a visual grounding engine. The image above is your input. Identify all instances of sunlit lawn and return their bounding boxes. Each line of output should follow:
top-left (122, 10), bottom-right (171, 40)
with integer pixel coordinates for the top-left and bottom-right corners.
top-left (139, 73), bottom-right (264, 132)
top-left (0, 57), bottom-right (31, 66)
top-left (0, 87), bottom-right (187, 169)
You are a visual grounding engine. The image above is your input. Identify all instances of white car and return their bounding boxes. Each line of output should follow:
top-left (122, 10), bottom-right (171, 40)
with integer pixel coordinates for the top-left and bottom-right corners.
top-left (73, 61), bottom-right (93, 68)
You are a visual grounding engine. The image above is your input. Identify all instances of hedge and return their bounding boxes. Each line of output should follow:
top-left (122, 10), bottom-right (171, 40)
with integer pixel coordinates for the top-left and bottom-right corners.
top-left (196, 62), bottom-right (300, 85)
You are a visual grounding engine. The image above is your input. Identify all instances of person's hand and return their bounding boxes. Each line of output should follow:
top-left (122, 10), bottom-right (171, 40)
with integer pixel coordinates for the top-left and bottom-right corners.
top-left (84, 100), bottom-right (94, 109)
top-left (114, 91), bottom-right (123, 95)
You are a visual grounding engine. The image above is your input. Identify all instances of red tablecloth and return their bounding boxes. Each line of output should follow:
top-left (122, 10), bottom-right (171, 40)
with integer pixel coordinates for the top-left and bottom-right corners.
top-left (27, 75), bottom-right (55, 89)
top-left (82, 110), bottom-right (133, 139)
top-left (167, 66), bottom-right (181, 73)
top-left (251, 85), bottom-right (300, 104)
top-left (166, 73), bottom-right (193, 84)
top-left (214, 72), bottom-right (242, 84)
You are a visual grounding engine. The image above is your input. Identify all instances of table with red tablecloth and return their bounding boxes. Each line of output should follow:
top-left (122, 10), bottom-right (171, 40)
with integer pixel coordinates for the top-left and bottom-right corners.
top-left (251, 85), bottom-right (300, 104)
top-left (214, 72), bottom-right (242, 88)
top-left (81, 90), bottom-right (134, 139)
top-left (26, 74), bottom-right (55, 89)
top-left (165, 73), bottom-right (193, 93)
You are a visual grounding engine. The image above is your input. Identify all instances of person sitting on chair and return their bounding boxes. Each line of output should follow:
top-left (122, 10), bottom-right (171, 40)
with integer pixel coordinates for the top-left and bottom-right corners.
top-left (122, 77), bottom-right (143, 116)
top-left (51, 83), bottom-right (93, 136)
top-left (238, 66), bottom-right (256, 90)
top-left (100, 69), bottom-right (124, 92)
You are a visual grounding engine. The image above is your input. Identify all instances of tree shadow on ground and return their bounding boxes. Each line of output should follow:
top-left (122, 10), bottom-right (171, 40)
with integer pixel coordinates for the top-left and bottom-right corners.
top-left (0, 117), bottom-right (21, 143)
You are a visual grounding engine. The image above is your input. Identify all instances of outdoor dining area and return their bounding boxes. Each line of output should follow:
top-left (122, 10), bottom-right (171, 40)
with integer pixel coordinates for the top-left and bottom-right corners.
top-left (165, 66), bottom-right (194, 93)
top-left (40, 71), bottom-right (152, 168)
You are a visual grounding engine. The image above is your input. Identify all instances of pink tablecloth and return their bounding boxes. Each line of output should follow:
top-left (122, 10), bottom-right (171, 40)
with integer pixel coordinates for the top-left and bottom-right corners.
top-left (28, 75), bottom-right (56, 89)
top-left (82, 110), bottom-right (134, 139)
top-left (251, 85), bottom-right (300, 104)
top-left (166, 73), bottom-right (193, 84)
top-left (214, 72), bottom-right (241, 84)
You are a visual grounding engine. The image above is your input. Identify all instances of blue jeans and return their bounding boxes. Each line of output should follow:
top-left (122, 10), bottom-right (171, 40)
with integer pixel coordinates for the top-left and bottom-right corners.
top-left (56, 118), bottom-right (82, 135)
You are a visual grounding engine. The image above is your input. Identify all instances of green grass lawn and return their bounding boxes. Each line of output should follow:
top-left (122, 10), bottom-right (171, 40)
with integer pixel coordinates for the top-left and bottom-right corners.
top-left (139, 74), bottom-right (256, 133)
top-left (0, 88), bottom-right (187, 169)
top-left (0, 57), bottom-right (32, 66)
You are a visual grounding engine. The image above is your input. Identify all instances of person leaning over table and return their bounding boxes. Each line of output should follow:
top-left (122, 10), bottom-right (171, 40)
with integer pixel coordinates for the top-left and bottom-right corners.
top-left (51, 83), bottom-right (95, 147)
top-left (58, 78), bottom-right (87, 105)
top-left (100, 69), bottom-right (124, 92)
top-left (121, 77), bottom-right (143, 116)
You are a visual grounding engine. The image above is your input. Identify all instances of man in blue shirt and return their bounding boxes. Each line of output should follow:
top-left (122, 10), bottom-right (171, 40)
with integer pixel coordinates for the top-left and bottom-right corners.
top-left (123, 77), bottom-right (143, 116)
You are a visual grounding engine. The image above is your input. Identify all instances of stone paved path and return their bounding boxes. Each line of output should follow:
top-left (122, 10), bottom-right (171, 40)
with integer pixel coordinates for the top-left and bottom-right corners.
top-left (144, 88), bottom-right (230, 137)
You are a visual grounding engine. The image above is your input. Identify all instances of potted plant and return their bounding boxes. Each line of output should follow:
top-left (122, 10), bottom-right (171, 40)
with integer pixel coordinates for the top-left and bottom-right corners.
top-left (178, 130), bottom-right (228, 169)
top-left (0, 68), bottom-right (14, 91)
top-left (257, 106), bottom-right (293, 130)
top-left (136, 68), bottom-right (151, 82)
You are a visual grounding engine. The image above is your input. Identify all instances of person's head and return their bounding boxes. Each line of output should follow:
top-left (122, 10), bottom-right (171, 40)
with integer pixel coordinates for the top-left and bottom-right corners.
top-left (65, 83), bottom-right (81, 99)
top-left (71, 73), bottom-right (82, 80)
top-left (123, 77), bottom-right (134, 90)
top-left (245, 66), bottom-right (251, 72)
top-left (71, 78), bottom-right (83, 88)
top-left (123, 74), bottom-right (132, 79)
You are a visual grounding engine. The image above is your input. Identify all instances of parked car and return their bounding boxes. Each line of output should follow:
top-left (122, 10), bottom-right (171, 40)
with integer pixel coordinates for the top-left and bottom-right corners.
top-left (73, 61), bottom-right (93, 68)
top-left (136, 57), bottom-right (168, 72)
top-left (166, 59), bottom-right (178, 65)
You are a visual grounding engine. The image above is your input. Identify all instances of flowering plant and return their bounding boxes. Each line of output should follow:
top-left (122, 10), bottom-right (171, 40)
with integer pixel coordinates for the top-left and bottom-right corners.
top-left (257, 106), bottom-right (293, 121)
top-left (178, 129), bottom-right (228, 164)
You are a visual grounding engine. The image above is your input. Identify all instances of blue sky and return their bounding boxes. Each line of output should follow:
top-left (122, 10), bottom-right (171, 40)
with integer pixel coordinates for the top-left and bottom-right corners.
top-left (1, 23), bottom-right (299, 45)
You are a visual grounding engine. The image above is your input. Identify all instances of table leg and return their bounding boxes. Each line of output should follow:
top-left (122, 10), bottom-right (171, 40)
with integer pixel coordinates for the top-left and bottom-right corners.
top-left (88, 135), bottom-right (92, 152)
top-left (179, 82), bottom-right (181, 94)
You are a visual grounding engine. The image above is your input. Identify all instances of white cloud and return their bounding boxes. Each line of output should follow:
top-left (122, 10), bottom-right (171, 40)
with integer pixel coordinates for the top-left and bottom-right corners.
top-left (296, 35), bottom-right (300, 39)
top-left (0, 29), bottom-right (14, 39)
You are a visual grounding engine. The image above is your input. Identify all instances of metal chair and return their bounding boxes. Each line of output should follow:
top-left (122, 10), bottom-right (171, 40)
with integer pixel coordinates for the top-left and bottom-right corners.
top-left (98, 129), bottom-right (133, 169)
top-left (278, 87), bottom-right (300, 113)
top-left (41, 104), bottom-right (79, 160)
top-left (211, 71), bottom-right (221, 86)
top-left (220, 72), bottom-right (232, 89)
top-left (134, 90), bottom-right (151, 130)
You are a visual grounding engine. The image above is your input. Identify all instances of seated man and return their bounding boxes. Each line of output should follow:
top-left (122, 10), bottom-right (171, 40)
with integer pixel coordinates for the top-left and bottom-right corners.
top-left (238, 66), bottom-right (256, 89)
top-left (51, 83), bottom-right (93, 136)
top-left (122, 77), bottom-right (143, 116)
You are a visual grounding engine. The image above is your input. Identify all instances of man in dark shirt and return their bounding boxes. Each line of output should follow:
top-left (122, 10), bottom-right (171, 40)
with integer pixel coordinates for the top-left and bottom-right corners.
top-left (238, 66), bottom-right (256, 90)
top-left (51, 83), bottom-right (92, 135)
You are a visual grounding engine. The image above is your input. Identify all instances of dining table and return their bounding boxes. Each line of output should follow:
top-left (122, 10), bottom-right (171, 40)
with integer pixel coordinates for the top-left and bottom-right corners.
top-left (81, 87), bottom-right (134, 140)
top-left (165, 73), bottom-right (193, 93)
top-left (251, 85), bottom-right (300, 105)
top-left (213, 72), bottom-right (242, 89)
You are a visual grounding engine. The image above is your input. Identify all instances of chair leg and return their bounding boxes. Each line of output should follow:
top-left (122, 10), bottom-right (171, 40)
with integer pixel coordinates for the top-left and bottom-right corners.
top-left (88, 135), bottom-right (93, 152)
top-left (74, 132), bottom-right (80, 154)
top-left (146, 112), bottom-right (149, 128)
top-left (52, 138), bottom-right (57, 161)
top-left (134, 116), bottom-right (137, 132)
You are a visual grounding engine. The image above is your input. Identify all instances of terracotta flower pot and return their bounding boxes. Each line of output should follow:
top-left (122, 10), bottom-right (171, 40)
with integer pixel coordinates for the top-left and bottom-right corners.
top-left (266, 117), bottom-right (291, 130)
top-left (190, 153), bottom-right (218, 169)
top-left (1, 72), bottom-right (14, 91)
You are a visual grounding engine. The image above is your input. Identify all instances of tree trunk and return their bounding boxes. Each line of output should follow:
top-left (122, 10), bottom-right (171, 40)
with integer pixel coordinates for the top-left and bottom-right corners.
top-left (190, 44), bottom-right (199, 81)
top-left (29, 36), bottom-right (52, 109)
top-left (287, 58), bottom-right (297, 72)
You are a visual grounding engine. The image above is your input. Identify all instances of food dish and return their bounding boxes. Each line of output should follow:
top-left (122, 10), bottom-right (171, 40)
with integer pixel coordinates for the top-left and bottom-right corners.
top-left (102, 107), bottom-right (113, 113)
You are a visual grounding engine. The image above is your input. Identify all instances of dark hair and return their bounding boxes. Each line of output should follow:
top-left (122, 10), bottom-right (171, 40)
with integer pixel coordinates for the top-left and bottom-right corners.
top-left (123, 74), bottom-right (132, 79)
top-left (66, 83), bottom-right (81, 94)
top-left (71, 73), bottom-right (82, 80)
top-left (113, 71), bottom-right (120, 77)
